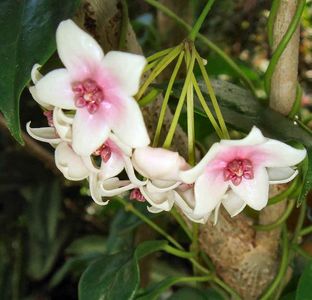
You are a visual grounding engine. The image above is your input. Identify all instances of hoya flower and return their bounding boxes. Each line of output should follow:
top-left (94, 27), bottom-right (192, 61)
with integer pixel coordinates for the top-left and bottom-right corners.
top-left (179, 127), bottom-right (307, 221)
top-left (83, 133), bottom-right (145, 201)
top-left (31, 19), bottom-right (150, 156)
top-left (132, 146), bottom-right (189, 212)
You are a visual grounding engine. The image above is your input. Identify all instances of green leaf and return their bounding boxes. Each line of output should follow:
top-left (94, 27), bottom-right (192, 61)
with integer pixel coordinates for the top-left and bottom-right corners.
top-left (79, 251), bottom-right (139, 300)
top-left (298, 147), bottom-right (312, 206)
top-left (49, 253), bottom-right (101, 289)
top-left (296, 263), bottom-right (312, 300)
top-left (135, 240), bottom-right (168, 260)
top-left (24, 179), bottom-right (69, 280)
top-left (65, 235), bottom-right (107, 256)
top-left (0, 0), bottom-right (79, 143)
top-left (168, 287), bottom-right (223, 300)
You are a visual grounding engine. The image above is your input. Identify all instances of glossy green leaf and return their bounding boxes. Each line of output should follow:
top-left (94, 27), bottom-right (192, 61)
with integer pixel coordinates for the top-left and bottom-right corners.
top-left (296, 263), bottom-right (312, 300)
top-left (136, 240), bottom-right (168, 260)
top-left (24, 180), bottom-right (69, 280)
top-left (298, 148), bottom-right (312, 206)
top-left (0, 0), bottom-right (79, 143)
top-left (65, 235), bottom-right (107, 256)
top-left (79, 251), bottom-right (139, 300)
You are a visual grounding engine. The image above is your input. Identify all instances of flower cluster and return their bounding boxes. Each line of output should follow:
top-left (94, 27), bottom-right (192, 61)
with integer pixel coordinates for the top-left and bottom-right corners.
top-left (27, 20), bottom-right (307, 224)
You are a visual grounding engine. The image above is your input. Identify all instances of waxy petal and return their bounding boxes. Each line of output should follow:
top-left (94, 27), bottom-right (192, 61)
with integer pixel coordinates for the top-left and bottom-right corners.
top-left (100, 151), bottom-right (125, 180)
top-left (221, 126), bottom-right (267, 146)
top-left (56, 20), bottom-right (104, 74)
top-left (55, 142), bottom-right (89, 181)
top-left (102, 51), bottom-right (146, 96)
top-left (230, 167), bottom-right (269, 210)
top-left (99, 178), bottom-right (135, 197)
top-left (222, 191), bottom-right (246, 217)
top-left (53, 107), bottom-right (73, 142)
top-left (72, 108), bottom-right (110, 156)
top-left (267, 167), bottom-right (298, 184)
top-left (89, 174), bottom-right (110, 205)
top-left (26, 122), bottom-right (61, 144)
top-left (133, 146), bottom-right (187, 181)
top-left (124, 156), bottom-right (147, 186)
top-left (194, 172), bottom-right (228, 217)
top-left (36, 69), bottom-right (76, 109)
top-left (179, 143), bottom-right (221, 184)
top-left (258, 140), bottom-right (306, 168)
top-left (111, 96), bottom-right (150, 149)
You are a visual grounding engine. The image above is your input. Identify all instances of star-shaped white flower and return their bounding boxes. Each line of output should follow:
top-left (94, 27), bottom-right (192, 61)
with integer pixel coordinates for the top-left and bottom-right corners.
top-left (179, 126), bottom-right (307, 221)
top-left (31, 19), bottom-right (150, 156)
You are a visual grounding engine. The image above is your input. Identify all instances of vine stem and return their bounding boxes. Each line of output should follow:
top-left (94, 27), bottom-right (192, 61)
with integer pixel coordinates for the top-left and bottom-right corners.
top-left (188, 0), bottom-right (216, 41)
top-left (143, 0), bottom-right (256, 93)
top-left (116, 197), bottom-right (184, 250)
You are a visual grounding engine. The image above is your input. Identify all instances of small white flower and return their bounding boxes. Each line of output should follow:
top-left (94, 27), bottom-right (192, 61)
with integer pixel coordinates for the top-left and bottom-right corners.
top-left (179, 126), bottom-right (307, 221)
top-left (31, 19), bottom-right (150, 156)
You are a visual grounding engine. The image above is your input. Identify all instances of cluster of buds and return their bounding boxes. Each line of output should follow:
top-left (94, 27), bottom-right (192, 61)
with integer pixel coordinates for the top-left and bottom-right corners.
top-left (27, 20), bottom-right (306, 224)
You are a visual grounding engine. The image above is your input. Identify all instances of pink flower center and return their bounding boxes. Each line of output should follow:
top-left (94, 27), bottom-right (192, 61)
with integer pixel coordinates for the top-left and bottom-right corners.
top-left (94, 144), bottom-right (112, 163)
top-left (72, 79), bottom-right (104, 114)
top-left (130, 188), bottom-right (146, 202)
top-left (43, 110), bottom-right (54, 127)
top-left (223, 159), bottom-right (254, 186)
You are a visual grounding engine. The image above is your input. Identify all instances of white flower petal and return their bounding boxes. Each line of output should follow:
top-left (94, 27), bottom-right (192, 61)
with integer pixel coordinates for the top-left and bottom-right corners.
top-left (56, 20), bottom-right (104, 73)
top-left (100, 152), bottom-right (125, 180)
top-left (108, 132), bottom-right (132, 156)
top-left (31, 64), bottom-right (43, 84)
top-left (55, 142), bottom-right (89, 181)
top-left (102, 51), bottom-right (146, 96)
top-left (132, 146), bottom-right (187, 181)
top-left (29, 86), bottom-right (53, 110)
top-left (257, 140), bottom-right (306, 168)
top-left (194, 172), bottom-right (228, 218)
top-left (111, 96), bottom-right (150, 148)
top-left (267, 167), bottom-right (298, 184)
top-left (81, 156), bottom-right (101, 173)
top-left (221, 126), bottom-right (267, 146)
top-left (26, 122), bottom-right (61, 144)
top-left (179, 143), bottom-right (221, 184)
top-left (99, 178), bottom-right (135, 197)
top-left (222, 191), bottom-right (246, 217)
top-left (36, 69), bottom-right (76, 109)
top-left (230, 167), bottom-right (269, 211)
top-left (89, 173), bottom-right (110, 205)
top-left (53, 107), bottom-right (73, 142)
top-left (124, 156), bottom-right (147, 186)
top-left (72, 109), bottom-right (110, 156)
top-left (140, 184), bottom-right (174, 211)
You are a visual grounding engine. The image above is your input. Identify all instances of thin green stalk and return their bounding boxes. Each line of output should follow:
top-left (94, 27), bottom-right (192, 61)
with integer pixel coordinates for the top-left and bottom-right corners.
top-left (143, 59), bottom-right (161, 73)
top-left (163, 48), bottom-right (196, 148)
top-left (170, 207), bottom-right (192, 240)
top-left (254, 200), bottom-right (295, 231)
top-left (186, 49), bottom-right (196, 165)
top-left (195, 51), bottom-right (229, 139)
top-left (144, 0), bottom-right (256, 93)
top-left (138, 88), bottom-right (160, 107)
top-left (267, 0), bottom-right (281, 48)
top-left (189, 0), bottom-right (216, 41)
top-left (268, 175), bottom-right (300, 205)
top-left (153, 50), bottom-right (185, 146)
top-left (163, 244), bottom-right (195, 259)
top-left (192, 74), bottom-right (223, 138)
top-left (116, 197), bottom-right (183, 250)
top-left (136, 45), bottom-right (182, 100)
top-left (213, 276), bottom-right (242, 300)
top-left (146, 47), bottom-right (174, 62)
top-left (288, 83), bottom-right (302, 119)
top-left (264, 0), bottom-right (306, 94)
top-left (191, 222), bottom-right (200, 275)
top-left (295, 245), bottom-right (312, 260)
top-left (118, 0), bottom-right (129, 50)
top-left (292, 199), bottom-right (307, 243)
top-left (260, 226), bottom-right (289, 300)
top-left (299, 225), bottom-right (312, 237)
